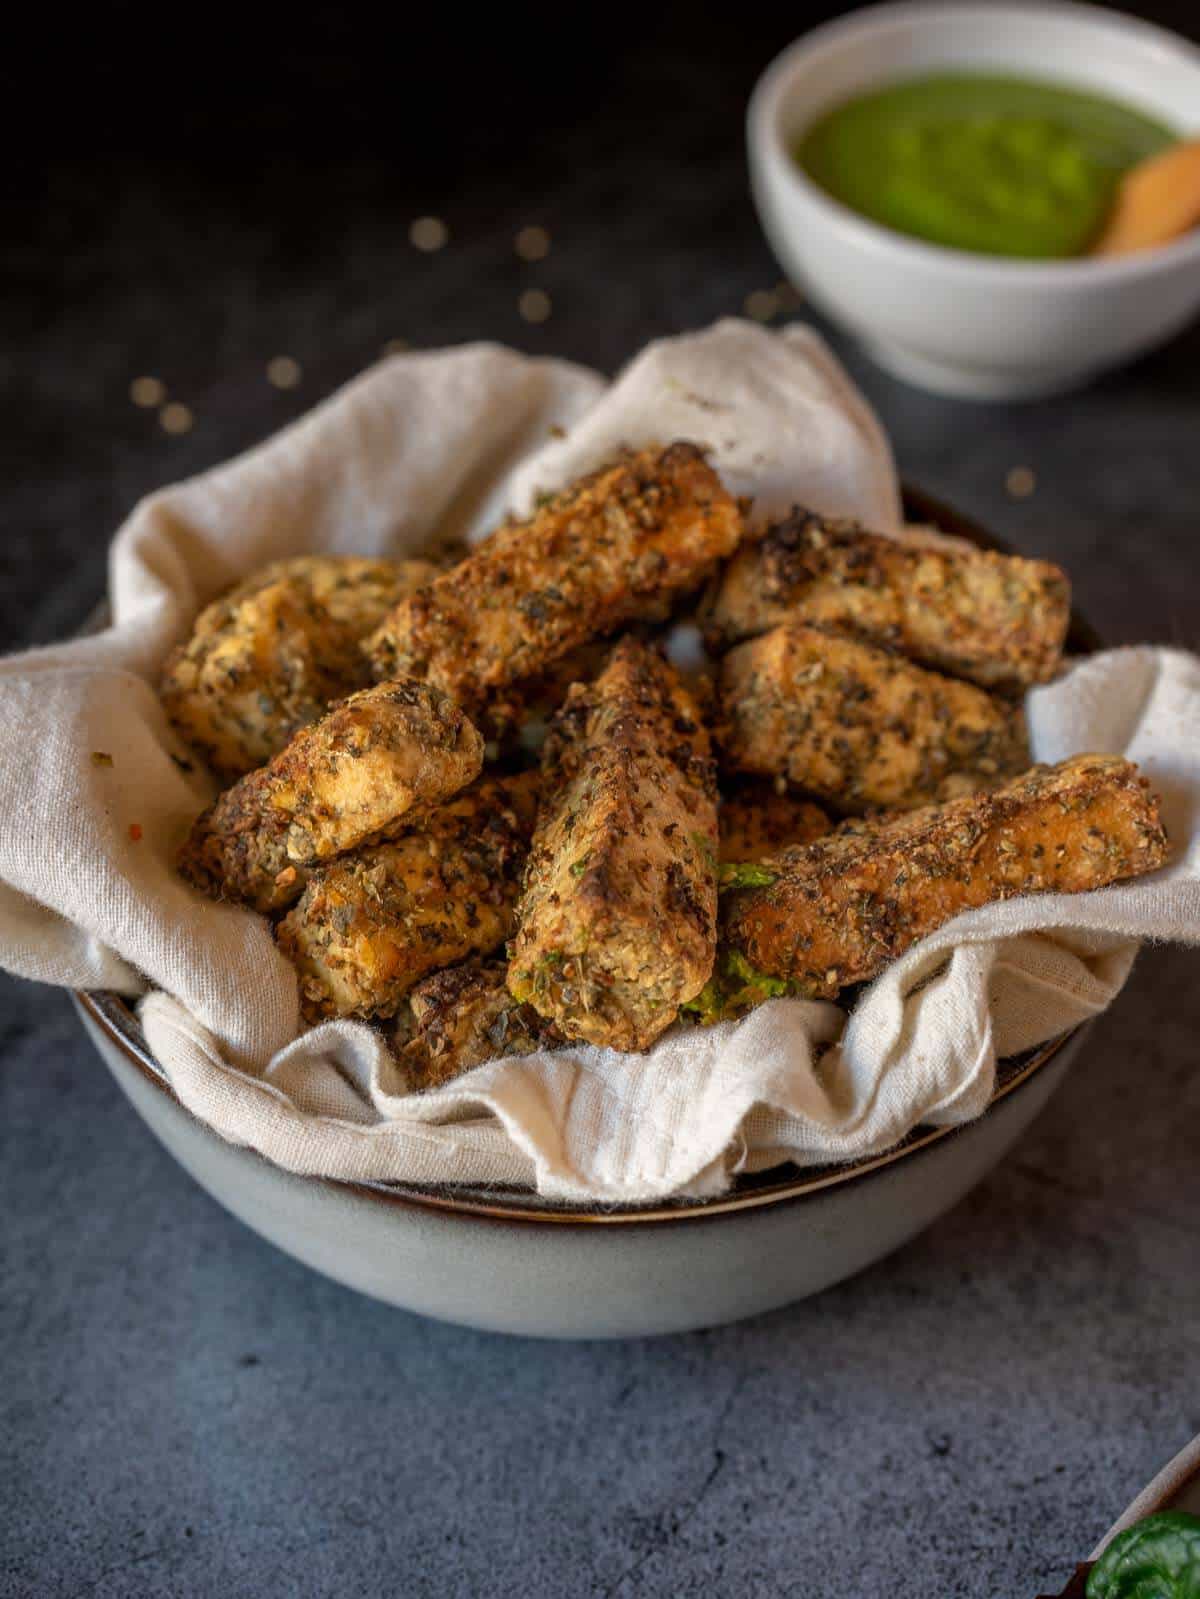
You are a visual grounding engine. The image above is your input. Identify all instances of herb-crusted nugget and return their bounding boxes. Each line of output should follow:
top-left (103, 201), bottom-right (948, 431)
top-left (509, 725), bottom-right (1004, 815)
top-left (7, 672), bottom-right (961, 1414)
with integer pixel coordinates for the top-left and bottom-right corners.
top-left (162, 555), bottom-right (438, 778)
top-left (507, 637), bottom-right (718, 1052)
top-left (178, 679), bottom-right (483, 913)
top-left (724, 755), bottom-right (1169, 999)
top-left (277, 774), bottom-right (539, 1021)
top-left (719, 782), bottom-right (831, 866)
top-left (707, 509), bottom-right (1070, 690)
top-left (719, 622), bottom-right (1029, 812)
top-left (398, 959), bottom-right (559, 1091)
top-left (362, 442), bottom-right (742, 707)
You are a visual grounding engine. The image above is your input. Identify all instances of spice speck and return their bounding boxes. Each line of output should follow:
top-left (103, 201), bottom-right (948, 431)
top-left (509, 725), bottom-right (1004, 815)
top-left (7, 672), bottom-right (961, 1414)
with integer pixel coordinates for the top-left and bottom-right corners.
top-left (519, 288), bottom-right (552, 324)
top-left (515, 225), bottom-right (551, 262)
top-left (409, 216), bottom-right (449, 252)
top-left (160, 402), bottom-right (193, 436)
top-left (130, 376), bottom-right (166, 408)
top-left (744, 289), bottom-right (779, 322)
top-left (266, 355), bottom-right (302, 390)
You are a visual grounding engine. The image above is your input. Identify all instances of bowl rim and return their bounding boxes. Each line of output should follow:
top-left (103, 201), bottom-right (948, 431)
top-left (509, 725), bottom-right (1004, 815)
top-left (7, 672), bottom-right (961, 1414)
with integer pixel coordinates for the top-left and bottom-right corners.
top-left (748, 0), bottom-right (1200, 285)
top-left (1089, 1432), bottom-right (1200, 1559)
top-left (76, 484), bottom-right (1104, 1230)
top-left (78, 986), bottom-right (1081, 1228)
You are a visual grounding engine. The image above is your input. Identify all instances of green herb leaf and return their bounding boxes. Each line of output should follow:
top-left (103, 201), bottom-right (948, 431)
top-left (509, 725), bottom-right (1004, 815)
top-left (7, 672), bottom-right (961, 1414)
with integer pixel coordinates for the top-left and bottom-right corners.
top-left (679, 947), bottom-right (795, 1026)
top-left (1088, 1512), bottom-right (1200, 1599)
top-left (724, 948), bottom-right (791, 997)
top-left (718, 861), bottom-right (777, 890)
top-left (679, 979), bottom-right (724, 1026)
top-left (689, 830), bottom-right (717, 871)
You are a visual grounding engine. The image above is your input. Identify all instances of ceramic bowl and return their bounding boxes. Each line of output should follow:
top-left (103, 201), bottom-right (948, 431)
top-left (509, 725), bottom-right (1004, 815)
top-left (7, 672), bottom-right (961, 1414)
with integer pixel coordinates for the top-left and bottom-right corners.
top-left (73, 491), bottom-right (1101, 1338)
top-left (747, 1), bottom-right (1200, 399)
top-left (1045, 1433), bottom-right (1200, 1595)
top-left (1093, 1433), bottom-right (1200, 1549)
top-left (80, 989), bottom-right (1083, 1338)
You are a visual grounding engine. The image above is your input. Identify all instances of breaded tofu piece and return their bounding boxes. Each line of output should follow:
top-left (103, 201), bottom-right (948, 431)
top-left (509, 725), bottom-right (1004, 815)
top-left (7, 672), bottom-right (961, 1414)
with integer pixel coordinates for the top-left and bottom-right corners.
top-left (719, 622), bottom-right (1028, 812)
top-left (724, 755), bottom-right (1168, 999)
top-left (397, 959), bottom-right (558, 1091)
top-left (707, 509), bottom-right (1070, 691)
top-left (362, 443), bottom-right (742, 706)
top-left (178, 680), bottom-right (483, 913)
top-left (277, 773), bottom-right (540, 1021)
top-left (719, 782), bottom-right (831, 866)
top-left (507, 637), bottom-right (718, 1053)
top-left (162, 555), bottom-right (438, 778)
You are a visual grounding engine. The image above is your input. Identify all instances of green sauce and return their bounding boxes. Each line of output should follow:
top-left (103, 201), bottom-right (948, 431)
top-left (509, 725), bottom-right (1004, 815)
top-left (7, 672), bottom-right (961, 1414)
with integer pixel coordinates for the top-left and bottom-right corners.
top-left (796, 73), bottom-right (1175, 259)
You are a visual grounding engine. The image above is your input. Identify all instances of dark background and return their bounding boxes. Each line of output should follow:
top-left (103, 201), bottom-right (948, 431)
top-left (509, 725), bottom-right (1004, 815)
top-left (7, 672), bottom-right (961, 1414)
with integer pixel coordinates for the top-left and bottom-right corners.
top-left (6, 0), bottom-right (1200, 652)
top-left (3, 5), bottom-right (1200, 1596)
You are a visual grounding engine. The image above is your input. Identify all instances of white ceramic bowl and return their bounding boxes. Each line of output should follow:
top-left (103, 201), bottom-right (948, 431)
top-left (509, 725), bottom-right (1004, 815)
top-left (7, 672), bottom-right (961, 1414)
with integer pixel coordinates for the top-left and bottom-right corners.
top-left (748, 1), bottom-right (1200, 399)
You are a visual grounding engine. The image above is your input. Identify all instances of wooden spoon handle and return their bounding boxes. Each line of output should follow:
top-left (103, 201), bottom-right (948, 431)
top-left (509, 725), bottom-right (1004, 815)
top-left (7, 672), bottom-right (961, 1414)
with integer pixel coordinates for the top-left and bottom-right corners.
top-left (1093, 138), bottom-right (1200, 257)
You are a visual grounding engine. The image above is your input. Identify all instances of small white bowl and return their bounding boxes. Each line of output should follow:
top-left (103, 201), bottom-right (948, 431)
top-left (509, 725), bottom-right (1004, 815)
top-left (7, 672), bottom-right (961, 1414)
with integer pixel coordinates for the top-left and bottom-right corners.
top-left (748, 1), bottom-right (1200, 399)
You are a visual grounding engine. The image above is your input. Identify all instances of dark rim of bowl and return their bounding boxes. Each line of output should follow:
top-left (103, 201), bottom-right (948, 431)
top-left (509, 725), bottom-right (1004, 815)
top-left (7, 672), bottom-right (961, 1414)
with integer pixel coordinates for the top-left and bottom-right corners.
top-left (75, 484), bottom-right (1102, 1227)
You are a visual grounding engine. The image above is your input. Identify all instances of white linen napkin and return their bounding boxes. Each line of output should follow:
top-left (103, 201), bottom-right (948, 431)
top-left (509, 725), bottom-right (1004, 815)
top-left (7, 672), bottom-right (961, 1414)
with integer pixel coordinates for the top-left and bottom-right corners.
top-left (2, 320), bottom-right (1196, 1203)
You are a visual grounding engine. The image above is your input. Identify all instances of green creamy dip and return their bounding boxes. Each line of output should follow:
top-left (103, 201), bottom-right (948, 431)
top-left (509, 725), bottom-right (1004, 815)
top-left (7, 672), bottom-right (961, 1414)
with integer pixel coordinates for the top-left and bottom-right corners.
top-left (797, 74), bottom-right (1175, 258)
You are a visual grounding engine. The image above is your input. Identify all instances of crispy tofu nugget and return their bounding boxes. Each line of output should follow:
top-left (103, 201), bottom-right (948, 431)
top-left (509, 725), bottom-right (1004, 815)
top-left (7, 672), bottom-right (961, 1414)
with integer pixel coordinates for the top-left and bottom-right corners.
top-left (719, 622), bottom-right (1028, 812)
top-left (277, 773), bottom-right (539, 1021)
top-left (507, 637), bottom-right (718, 1053)
top-left (707, 509), bottom-right (1070, 690)
top-left (398, 959), bottom-right (559, 1091)
top-left (162, 555), bottom-right (438, 778)
top-left (724, 755), bottom-right (1168, 999)
top-left (178, 680), bottom-right (483, 913)
top-left (719, 782), bottom-right (831, 866)
top-left (362, 443), bottom-right (742, 706)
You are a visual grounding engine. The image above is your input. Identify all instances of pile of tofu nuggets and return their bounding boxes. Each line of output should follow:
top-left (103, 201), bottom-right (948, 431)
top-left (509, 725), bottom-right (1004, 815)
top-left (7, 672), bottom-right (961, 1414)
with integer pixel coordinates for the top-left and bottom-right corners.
top-left (166, 441), bottom-right (1168, 1088)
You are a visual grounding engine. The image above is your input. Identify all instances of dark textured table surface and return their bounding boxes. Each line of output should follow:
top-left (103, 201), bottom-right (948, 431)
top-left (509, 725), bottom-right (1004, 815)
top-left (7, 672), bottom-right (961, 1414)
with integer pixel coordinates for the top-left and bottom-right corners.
top-left (4, 10), bottom-right (1200, 1595)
